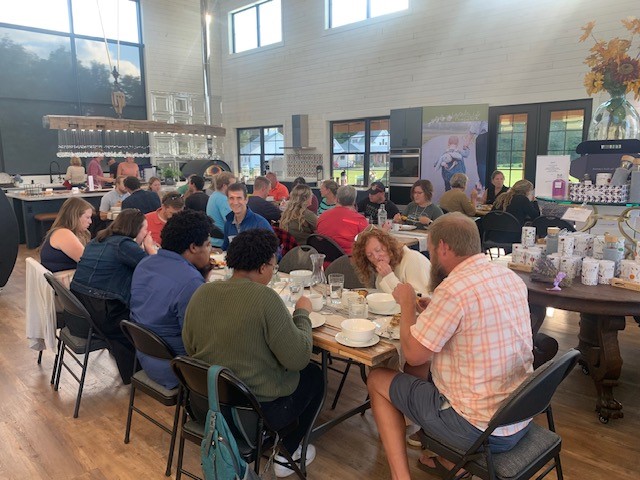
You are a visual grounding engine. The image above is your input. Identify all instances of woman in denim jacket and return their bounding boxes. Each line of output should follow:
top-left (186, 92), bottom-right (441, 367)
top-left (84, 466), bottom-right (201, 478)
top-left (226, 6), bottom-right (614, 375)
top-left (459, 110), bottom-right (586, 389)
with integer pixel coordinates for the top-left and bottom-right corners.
top-left (71, 209), bottom-right (157, 383)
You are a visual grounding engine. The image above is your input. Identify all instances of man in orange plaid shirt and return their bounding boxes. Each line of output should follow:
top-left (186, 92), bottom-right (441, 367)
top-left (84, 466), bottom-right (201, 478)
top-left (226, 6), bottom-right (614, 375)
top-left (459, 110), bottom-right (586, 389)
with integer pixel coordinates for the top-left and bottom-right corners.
top-left (368, 212), bottom-right (533, 479)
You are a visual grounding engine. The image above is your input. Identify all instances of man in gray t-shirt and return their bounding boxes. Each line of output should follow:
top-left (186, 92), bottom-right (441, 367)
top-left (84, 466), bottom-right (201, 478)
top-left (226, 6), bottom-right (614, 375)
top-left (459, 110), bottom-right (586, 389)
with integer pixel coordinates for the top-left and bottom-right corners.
top-left (99, 176), bottom-right (130, 220)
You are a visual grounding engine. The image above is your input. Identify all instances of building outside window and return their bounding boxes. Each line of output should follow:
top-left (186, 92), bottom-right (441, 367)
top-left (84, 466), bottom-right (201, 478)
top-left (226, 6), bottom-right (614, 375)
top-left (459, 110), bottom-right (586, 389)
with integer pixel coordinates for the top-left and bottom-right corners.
top-left (237, 126), bottom-right (284, 180)
top-left (230, 0), bottom-right (282, 54)
top-left (331, 118), bottom-right (389, 186)
top-left (327, 0), bottom-right (408, 28)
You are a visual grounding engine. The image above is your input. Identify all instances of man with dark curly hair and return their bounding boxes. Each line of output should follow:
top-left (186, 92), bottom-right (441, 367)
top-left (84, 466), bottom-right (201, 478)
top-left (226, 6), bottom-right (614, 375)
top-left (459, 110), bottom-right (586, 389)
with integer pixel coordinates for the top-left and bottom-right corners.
top-left (183, 229), bottom-right (324, 477)
top-left (129, 210), bottom-right (217, 389)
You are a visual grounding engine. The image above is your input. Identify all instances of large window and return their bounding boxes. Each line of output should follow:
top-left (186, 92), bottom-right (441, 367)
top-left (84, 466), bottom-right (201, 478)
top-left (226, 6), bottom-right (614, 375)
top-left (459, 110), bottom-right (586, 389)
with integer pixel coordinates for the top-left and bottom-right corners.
top-left (238, 126), bottom-right (284, 180)
top-left (0, 0), bottom-right (144, 175)
top-left (331, 118), bottom-right (390, 186)
top-left (327, 0), bottom-right (409, 28)
top-left (230, 0), bottom-right (282, 54)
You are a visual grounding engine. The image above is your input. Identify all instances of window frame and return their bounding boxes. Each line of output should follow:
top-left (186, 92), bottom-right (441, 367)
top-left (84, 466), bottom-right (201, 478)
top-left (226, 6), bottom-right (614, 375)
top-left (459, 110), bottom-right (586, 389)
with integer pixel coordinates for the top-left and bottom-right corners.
top-left (230, 0), bottom-right (282, 54)
top-left (326, 0), bottom-right (409, 29)
top-left (237, 125), bottom-right (284, 179)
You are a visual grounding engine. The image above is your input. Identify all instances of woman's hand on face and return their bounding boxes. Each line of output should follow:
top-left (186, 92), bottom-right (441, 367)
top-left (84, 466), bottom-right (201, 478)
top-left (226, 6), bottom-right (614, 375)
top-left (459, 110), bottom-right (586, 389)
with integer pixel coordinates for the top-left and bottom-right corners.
top-left (374, 261), bottom-right (392, 277)
top-left (142, 233), bottom-right (156, 253)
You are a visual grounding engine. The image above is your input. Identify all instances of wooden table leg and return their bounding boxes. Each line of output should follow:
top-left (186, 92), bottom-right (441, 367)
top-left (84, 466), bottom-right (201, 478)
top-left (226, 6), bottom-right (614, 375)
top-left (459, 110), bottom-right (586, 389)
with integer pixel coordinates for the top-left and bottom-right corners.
top-left (577, 314), bottom-right (626, 423)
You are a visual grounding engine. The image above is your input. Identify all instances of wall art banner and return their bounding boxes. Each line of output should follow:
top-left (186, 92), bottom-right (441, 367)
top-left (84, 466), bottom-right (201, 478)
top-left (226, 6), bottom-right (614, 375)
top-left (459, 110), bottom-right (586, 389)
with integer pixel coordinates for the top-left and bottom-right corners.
top-left (421, 104), bottom-right (489, 202)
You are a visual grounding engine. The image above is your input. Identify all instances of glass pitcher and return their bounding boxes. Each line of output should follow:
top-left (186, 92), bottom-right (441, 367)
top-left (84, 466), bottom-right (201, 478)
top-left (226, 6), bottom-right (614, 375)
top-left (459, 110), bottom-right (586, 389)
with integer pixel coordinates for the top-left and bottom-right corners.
top-left (310, 253), bottom-right (326, 286)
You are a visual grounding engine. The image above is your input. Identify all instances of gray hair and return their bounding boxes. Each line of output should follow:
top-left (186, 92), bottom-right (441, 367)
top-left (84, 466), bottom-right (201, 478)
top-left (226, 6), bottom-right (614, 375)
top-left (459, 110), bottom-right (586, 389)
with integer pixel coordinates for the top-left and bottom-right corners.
top-left (450, 173), bottom-right (468, 189)
top-left (336, 185), bottom-right (357, 206)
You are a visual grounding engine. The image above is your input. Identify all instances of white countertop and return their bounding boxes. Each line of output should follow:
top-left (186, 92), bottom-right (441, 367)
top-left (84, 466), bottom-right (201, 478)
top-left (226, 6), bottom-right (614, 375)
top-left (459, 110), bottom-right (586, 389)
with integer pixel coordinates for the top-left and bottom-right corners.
top-left (6, 190), bottom-right (110, 201)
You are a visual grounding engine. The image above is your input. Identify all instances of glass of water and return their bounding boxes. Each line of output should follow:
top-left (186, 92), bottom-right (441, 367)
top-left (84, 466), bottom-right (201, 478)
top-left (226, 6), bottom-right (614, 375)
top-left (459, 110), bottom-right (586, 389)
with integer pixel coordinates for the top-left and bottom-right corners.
top-left (348, 295), bottom-right (368, 318)
top-left (328, 273), bottom-right (344, 304)
top-left (289, 280), bottom-right (303, 304)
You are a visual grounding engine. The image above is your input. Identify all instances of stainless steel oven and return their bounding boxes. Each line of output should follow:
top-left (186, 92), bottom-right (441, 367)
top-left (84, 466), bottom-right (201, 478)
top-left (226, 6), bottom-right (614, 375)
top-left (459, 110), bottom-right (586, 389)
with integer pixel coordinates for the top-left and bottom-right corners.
top-left (389, 183), bottom-right (413, 208)
top-left (389, 148), bottom-right (420, 184)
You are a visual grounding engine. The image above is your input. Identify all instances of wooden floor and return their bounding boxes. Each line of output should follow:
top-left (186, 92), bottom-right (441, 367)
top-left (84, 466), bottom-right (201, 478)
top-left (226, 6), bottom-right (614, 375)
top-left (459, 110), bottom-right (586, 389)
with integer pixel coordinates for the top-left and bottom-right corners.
top-left (1, 245), bottom-right (639, 479)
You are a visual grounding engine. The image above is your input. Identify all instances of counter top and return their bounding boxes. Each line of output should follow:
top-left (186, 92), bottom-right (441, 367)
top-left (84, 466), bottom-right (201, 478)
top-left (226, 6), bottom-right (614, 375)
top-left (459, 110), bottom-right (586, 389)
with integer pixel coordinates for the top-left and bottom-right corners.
top-left (6, 190), bottom-right (110, 201)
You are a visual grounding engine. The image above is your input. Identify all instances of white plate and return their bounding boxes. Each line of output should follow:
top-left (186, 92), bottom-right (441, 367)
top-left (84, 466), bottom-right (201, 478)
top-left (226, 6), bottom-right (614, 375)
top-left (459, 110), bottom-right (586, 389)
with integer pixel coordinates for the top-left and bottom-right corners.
top-left (399, 224), bottom-right (417, 231)
top-left (368, 303), bottom-right (400, 315)
top-left (335, 332), bottom-right (380, 348)
top-left (309, 312), bottom-right (326, 328)
top-left (373, 317), bottom-right (393, 339)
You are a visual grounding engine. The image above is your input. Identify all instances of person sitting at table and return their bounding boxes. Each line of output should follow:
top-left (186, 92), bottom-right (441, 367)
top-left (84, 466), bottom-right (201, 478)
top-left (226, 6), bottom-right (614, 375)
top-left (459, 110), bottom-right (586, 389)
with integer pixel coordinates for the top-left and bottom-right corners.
top-left (145, 192), bottom-right (185, 245)
top-left (292, 177), bottom-right (318, 214)
top-left (438, 173), bottom-right (477, 217)
top-left (222, 182), bottom-right (272, 250)
top-left (206, 171), bottom-right (236, 248)
top-left (183, 229), bottom-right (323, 477)
top-left (99, 176), bottom-right (130, 220)
top-left (367, 213), bottom-right (533, 478)
top-left (317, 185), bottom-right (369, 255)
top-left (71, 209), bottom-right (157, 384)
top-left (40, 197), bottom-right (93, 272)
top-left (122, 176), bottom-right (162, 214)
top-left (357, 181), bottom-right (400, 224)
top-left (147, 176), bottom-right (162, 199)
top-left (482, 170), bottom-right (509, 205)
top-left (266, 172), bottom-right (289, 201)
top-left (492, 179), bottom-right (540, 226)
top-left (393, 179), bottom-right (443, 228)
top-left (247, 175), bottom-right (282, 223)
top-left (130, 210), bottom-right (215, 389)
top-left (280, 184), bottom-right (318, 245)
top-left (317, 179), bottom-right (338, 215)
top-left (117, 155), bottom-right (140, 179)
top-left (184, 175), bottom-right (209, 212)
top-left (352, 227), bottom-right (430, 296)
top-left (64, 156), bottom-right (86, 186)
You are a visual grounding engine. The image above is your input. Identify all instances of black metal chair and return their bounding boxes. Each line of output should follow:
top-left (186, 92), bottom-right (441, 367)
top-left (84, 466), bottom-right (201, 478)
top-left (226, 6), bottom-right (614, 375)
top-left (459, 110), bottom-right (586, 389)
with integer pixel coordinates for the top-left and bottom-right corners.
top-left (44, 273), bottom-right (109, 418)
top-left (278, 245), bottom-right (317, 273)
top-left (325, 255), bottom-right (365, 289)
top-left (120, 320), bottom-right (181, 477)
top-left (481, 211), bottom-right (522, 258)
top-left (531, 215), bottom-right (575, 237)
top-left (417, 349), bottom-right (580, 480)
top-left (0, 188), bottom-right (19, 288)
top-left (306, 234), bottom-right (346, 263)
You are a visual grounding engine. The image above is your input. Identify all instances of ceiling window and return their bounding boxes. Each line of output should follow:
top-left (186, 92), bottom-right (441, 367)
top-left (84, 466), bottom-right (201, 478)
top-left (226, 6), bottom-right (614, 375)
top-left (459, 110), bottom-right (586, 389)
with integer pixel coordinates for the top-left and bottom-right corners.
top-left (328, 0), bottom-right (409, 29)
top-left (231, 0), bottom-right (282, 54)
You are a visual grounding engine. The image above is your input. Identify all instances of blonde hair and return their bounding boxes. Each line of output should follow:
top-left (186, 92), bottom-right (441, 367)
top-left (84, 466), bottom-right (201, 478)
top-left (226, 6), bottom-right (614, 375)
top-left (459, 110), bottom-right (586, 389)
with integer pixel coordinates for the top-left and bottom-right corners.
top-left (450, 173), bottom-right (468, 189)
top-left (280, 185), bottom-right (313, 231)
top-left (493, 179), bottom-right (534, 211)
top-left (352, 228), bottom-right (404, 287)
top-left (214, 171), bottom-right (235, 191)
top-left (46, 197), bottom-right (93, 246)
top-left (70, 156), bottom-right (82, 167)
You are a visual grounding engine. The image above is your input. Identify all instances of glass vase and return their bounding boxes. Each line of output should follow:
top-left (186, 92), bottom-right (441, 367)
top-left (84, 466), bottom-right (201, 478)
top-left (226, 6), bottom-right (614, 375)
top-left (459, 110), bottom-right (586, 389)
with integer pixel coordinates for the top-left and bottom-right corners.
top-left (588, 93), bottom-right (640, 141)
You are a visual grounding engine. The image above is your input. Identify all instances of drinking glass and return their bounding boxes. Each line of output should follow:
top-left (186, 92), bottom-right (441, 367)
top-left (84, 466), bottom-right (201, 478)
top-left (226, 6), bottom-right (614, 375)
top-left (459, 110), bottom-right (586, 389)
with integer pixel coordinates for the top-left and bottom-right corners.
top-left (289, 281), bottom-right (303, 304)
top-left (328, 273), bottom-right (344, 304)
top-left (348, 296), bottom-right (368, 318)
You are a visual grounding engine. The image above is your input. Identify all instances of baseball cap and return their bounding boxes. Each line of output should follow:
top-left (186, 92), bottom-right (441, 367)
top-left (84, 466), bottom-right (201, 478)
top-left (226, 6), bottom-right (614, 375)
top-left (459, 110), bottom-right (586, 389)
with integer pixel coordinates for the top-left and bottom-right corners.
top-left (367, 181), bottom-right (386, 194)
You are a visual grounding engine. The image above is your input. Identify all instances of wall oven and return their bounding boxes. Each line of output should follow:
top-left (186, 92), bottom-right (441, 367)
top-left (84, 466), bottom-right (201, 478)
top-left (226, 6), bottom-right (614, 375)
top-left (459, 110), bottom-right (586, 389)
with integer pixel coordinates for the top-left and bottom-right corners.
top-left (389, 148), bottom-right (420, 184)
top-left (389, 183), bottom-right (413, 208)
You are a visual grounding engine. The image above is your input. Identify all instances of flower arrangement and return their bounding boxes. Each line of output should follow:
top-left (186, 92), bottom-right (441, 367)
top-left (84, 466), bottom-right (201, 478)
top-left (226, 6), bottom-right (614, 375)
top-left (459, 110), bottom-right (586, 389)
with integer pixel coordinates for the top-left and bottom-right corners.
top-left (580, 17), bottom-right (640, 100)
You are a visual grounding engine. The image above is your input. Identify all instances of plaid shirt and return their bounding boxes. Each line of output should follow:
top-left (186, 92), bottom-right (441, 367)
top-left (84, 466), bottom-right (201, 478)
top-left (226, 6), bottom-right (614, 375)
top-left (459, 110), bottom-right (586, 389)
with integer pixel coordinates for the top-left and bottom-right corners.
top-left (411, 254), bottom-right (533, 436)
top-left (273, 226), bottom-right (298, 257)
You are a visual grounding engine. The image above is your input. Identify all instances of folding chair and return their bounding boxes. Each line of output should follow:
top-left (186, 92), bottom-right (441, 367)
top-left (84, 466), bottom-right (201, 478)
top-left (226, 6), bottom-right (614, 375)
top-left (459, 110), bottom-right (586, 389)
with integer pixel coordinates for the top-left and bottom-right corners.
top-left (278, 245), bottom-right (317, 273)
top-left (44, 273), bottom-right (109, 418)
top-left (325, 255), bottom-right (365, 289)
top-left (120, 320), bottom-right (182, 477)
top-left (306, 234), bottom-right (346, 263)
top-left (481, 211), bottom-right (522, 258)
top-left (417, 349), bottom-right (580, 480)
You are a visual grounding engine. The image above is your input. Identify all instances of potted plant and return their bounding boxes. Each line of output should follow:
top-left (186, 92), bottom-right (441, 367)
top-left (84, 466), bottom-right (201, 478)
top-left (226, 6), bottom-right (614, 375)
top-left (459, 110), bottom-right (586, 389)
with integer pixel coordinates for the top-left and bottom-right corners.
top-left (162, 166), bottom-right (180, 185)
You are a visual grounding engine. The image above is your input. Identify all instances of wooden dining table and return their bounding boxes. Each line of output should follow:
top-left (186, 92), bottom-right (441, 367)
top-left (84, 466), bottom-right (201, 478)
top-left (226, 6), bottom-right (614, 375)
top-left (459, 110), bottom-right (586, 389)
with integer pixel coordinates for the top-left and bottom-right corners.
top-left (514, 270), bottom-right (640, 423)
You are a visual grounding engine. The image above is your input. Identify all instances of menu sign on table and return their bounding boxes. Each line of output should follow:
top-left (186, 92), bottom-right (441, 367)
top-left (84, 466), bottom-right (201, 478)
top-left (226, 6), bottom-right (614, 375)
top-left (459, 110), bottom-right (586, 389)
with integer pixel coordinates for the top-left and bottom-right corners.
top-left (535, 155), bottom-right (571, 198)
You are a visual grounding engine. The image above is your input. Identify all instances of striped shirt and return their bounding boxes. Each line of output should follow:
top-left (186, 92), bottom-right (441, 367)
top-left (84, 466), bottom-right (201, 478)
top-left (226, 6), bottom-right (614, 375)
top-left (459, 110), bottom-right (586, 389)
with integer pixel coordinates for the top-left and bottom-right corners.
top-left (411, 254), bottom-right (533, 436)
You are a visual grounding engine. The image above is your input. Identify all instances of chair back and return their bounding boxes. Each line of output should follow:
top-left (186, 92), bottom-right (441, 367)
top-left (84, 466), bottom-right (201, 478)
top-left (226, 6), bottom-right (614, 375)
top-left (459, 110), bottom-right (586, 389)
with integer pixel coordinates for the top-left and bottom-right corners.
top-left (0, 188), bottom-right (19, 287)
top-left (171, 356), bottom-right (210, 422)
top-left (481, 210), bottom-right (522, 251)
top-left (306, 233), bottom-right (346, 262)
top-left (44, 272), bottom-right (92, 323)
top-left (531, 215), bottom-right (575, 237)
top-left (278, 245), bottom-right (317, 273)
top-left (325, 255), bottom-right (365, 289)
top-left (120, 320), bottom-right (177, 360)
top-left (488, 349), bottom-right (580, 430)
top-left (273, 226), bottom-right (299, 257)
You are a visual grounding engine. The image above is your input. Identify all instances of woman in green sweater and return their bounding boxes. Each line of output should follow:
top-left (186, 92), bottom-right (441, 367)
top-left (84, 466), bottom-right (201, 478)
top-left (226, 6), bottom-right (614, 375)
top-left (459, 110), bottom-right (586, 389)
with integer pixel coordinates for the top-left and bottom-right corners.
top-left (182, 228), bottom-right (324, 476)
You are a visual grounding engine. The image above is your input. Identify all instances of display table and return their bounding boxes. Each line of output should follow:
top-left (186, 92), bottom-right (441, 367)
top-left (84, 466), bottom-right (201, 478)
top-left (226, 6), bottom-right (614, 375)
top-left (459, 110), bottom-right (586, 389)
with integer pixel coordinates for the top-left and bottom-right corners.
top-left (7, 191), bottom-right (107, 248)
top-left (514, 270), bottom-right (640, 423)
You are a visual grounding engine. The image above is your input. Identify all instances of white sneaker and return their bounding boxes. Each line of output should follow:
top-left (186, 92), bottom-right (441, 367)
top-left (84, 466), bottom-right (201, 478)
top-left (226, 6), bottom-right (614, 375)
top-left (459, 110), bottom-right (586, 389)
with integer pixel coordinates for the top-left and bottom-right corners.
top-left (274, 444), bottom-right (316, 478)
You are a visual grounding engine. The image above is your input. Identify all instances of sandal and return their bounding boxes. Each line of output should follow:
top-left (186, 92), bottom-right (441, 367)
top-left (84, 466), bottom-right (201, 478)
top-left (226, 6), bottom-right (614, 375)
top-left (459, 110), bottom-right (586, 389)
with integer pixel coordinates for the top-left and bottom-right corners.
top-left (417, 457), bottom-right (471, 479)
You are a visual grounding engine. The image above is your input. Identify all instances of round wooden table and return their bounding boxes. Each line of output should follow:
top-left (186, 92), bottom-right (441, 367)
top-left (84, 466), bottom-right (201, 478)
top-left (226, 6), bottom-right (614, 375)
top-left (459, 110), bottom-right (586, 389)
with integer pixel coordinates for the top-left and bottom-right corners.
top-left (515, 271), bottom-right (640, 423)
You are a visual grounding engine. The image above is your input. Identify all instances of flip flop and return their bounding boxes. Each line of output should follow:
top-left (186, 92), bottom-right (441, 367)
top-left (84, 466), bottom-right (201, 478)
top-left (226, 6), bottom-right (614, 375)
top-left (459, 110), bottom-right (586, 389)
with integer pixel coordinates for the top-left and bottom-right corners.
top-left (417, 457), bottom-right (471, 479)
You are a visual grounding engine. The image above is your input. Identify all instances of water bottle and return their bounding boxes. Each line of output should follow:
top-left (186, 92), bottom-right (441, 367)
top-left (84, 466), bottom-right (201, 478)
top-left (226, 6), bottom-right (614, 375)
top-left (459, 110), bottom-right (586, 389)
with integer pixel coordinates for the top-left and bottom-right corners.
top-left (377, 203), bottom-right (387, 227)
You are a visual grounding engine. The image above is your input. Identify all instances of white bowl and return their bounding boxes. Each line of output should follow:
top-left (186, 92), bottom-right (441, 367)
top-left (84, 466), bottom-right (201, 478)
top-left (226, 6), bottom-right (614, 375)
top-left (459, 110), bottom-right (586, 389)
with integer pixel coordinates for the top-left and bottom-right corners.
top-left (289, 269), bottom-right (313, 286)
top-left (340, 318), bottom-right (376, 343)
top-left (366, 292), bottom-right (398, 314)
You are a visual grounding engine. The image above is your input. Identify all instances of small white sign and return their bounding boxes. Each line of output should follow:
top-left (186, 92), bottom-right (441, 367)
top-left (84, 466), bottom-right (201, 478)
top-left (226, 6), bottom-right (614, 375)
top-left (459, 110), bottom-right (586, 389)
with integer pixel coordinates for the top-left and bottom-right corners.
top-left (535, 155), bottom-right (571, 198)
top-left (562, 207), bottom-right (592, 223)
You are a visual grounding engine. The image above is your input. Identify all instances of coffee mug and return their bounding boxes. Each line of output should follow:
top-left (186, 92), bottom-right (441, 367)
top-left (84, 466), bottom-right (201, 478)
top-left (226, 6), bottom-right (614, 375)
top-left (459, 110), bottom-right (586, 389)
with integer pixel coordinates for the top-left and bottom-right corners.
top-left (308, 293), bottom-right (324, 311)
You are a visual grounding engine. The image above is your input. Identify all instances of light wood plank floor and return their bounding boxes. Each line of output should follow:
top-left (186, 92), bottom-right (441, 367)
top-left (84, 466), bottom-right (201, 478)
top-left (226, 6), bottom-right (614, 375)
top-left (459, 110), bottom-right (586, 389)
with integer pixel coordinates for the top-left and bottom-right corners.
top-left (1, 246), bottom-right (639, 479)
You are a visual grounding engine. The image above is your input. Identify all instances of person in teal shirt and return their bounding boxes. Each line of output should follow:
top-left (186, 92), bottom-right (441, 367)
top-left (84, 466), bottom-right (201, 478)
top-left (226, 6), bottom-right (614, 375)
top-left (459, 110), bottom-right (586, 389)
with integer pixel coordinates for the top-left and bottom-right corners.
top-left (206, 171), bottom-right (236, 247)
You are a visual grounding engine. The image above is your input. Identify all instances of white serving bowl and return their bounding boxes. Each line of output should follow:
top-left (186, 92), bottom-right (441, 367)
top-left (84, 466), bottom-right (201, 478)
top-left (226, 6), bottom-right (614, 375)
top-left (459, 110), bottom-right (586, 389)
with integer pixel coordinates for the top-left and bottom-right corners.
top-left (366, 292), bottom-right (398, 314)
top-left (341, 318), bottom-right (376, 343)
top-left (289, 269), bottom-right (313, 286)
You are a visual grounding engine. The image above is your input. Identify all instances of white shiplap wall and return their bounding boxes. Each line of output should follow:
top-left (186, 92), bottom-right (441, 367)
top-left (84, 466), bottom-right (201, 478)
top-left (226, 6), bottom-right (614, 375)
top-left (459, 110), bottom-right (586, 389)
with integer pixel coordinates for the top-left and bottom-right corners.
top-left (142, 0), bottom-right (640, 173)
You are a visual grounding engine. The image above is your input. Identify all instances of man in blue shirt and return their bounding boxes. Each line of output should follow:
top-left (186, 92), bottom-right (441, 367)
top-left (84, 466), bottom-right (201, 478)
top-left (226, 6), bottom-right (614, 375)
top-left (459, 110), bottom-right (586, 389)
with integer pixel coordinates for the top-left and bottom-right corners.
top-left (129, 210), bottom-right (215, 389)
top-left (206, 171), bottom-right (236, 248)
top-left (222, 182), bottom-right (272, 250)
top-left (122, 176), bottom-right (161, 214)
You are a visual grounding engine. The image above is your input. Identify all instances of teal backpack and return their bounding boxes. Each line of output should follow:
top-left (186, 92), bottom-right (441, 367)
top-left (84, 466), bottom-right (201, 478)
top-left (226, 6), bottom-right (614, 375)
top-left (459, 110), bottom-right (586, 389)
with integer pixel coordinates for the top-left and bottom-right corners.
top-left (201, 365), bottom-right (260, 480)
